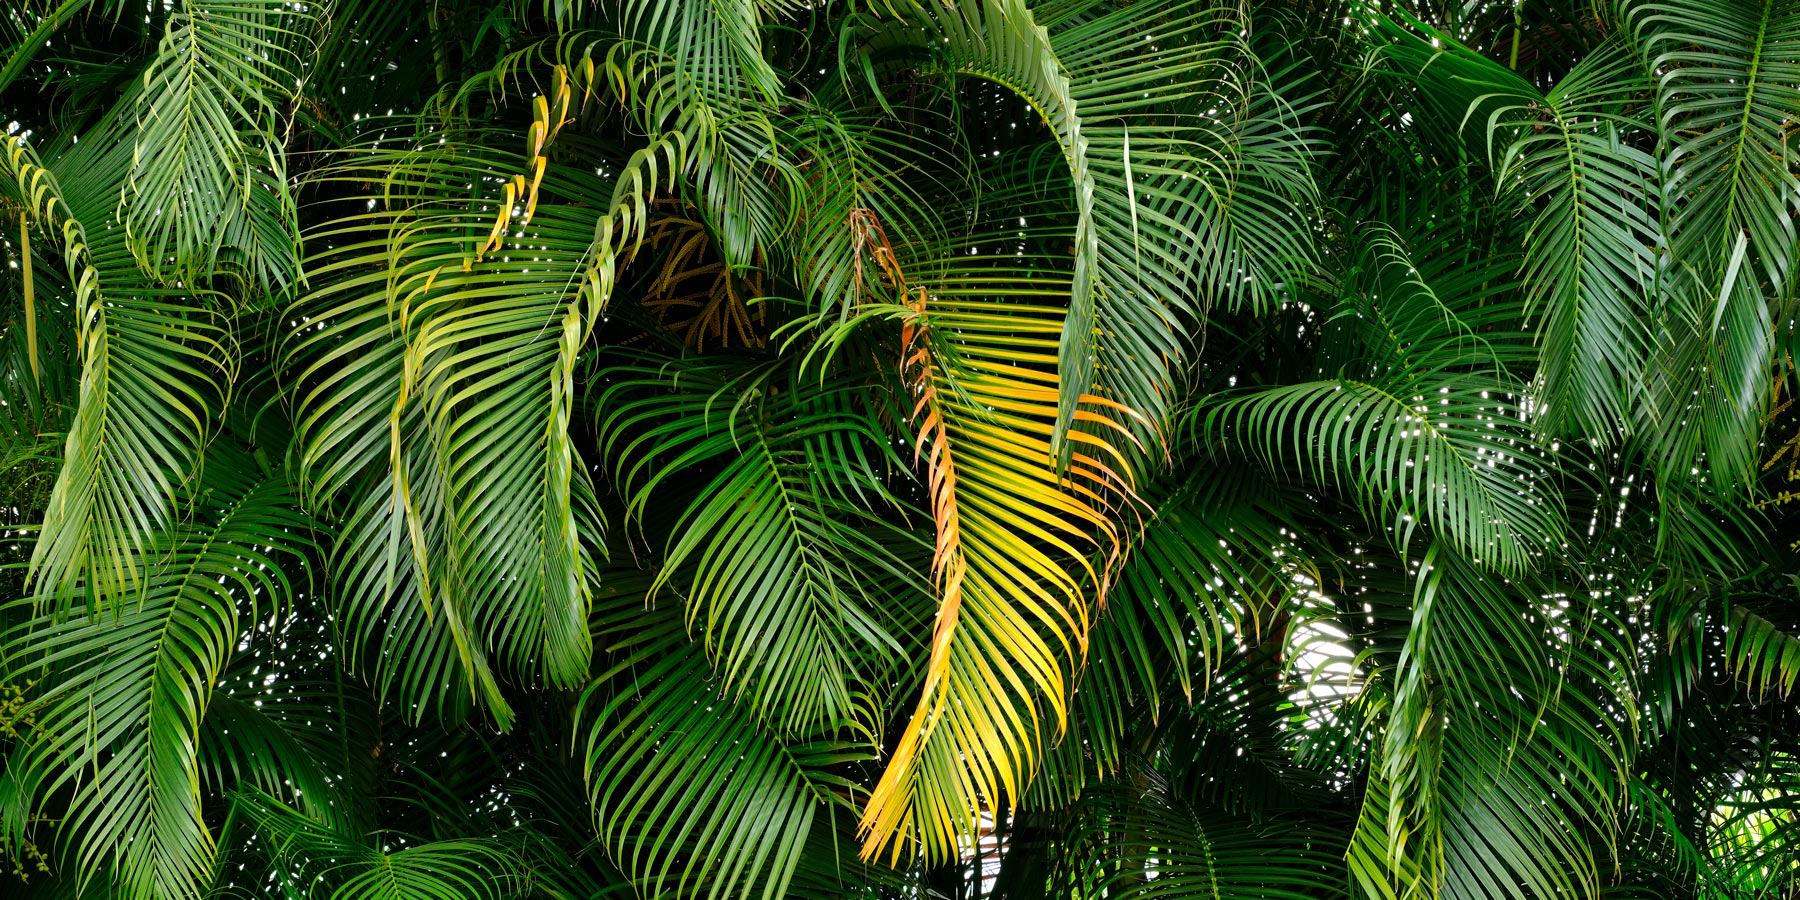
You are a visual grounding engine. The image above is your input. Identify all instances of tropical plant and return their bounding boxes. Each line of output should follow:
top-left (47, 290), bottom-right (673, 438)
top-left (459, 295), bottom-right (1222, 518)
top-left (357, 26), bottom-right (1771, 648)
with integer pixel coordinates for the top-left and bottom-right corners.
top-left (0, 0), bottom-right (1796, 898)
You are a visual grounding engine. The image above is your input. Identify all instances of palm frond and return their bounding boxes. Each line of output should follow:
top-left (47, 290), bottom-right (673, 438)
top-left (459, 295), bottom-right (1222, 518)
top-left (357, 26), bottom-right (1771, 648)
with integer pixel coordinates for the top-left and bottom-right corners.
top-left (594, 352), bottom-right (910, 736)
top-left (229, 789), bottom-right (525, 900)
top-left (1725, 601), bottom-right (1800, 700)
top-left (857, 265), bottom-right (1137, 865)
top-left (577, 584), bottom-right (863, 900)
top-left (1203, 220), bottom-right (1563, 574)
top-left (2, 135), bottom-right (231, 610)
top-left (1626, 0), bottom-right (1800, 494)
top-left (1, 443), bottom-right (309, 900)
top-left (125, 0), bottom-right (305, 292)
top-left (1371, 17), bottom-right (1662, 444)
top-left (1051, 766), bottom-right (1349, 899)
top-left (286, 129), bottom-right (680, 725)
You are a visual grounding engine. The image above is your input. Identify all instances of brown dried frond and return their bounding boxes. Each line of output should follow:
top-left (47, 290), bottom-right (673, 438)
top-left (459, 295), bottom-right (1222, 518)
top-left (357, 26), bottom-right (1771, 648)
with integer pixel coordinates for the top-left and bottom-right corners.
top-left (635, 202), bottom-right (766, 351)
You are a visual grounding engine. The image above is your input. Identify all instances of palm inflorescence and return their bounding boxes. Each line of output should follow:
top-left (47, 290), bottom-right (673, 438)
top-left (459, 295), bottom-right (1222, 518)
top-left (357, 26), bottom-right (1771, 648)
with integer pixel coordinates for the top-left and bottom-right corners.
top-left (0, 0), bottom-right (1797, 898)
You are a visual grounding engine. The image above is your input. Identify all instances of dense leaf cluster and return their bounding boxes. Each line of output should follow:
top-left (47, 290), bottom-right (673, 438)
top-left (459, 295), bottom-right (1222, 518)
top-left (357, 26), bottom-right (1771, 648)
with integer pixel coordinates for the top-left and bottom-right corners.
top-left (0, 1), bottom-right (1796, 899)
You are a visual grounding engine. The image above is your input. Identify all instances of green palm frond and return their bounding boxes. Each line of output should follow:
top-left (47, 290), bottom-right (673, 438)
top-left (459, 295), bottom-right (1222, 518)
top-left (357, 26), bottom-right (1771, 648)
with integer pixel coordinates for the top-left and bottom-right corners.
top-left (1204, 221), bottom-right (1563, 574)
top-left (1350, 544), bottom-right (1639, 900)
top-left (199, 612), bottom-right (382, 834)
top-left (577, 585), bottom-right (863, 900)
top-left (1726, 601), bottom-right (1800, 700)
top-left (125, 0), bottom-right (305, 292)
top-left (229, 789), bottom-right (526, 900)
top-left (0, 442), bottom-right (309, 900)
top-left (5, 3), bottom-right (1800, 898)
top-left (1050, 766), bottom-right (1349, 899)
top-left (286, 129), bottom-right (680, 725)
top-left (1068, 464), bottom-right (1311, 787)
top-left (3, 136), bottom-right (232, 610)
top-left (595, 352), bottom-right (909, 737)
top-left (597, 0), bottom-right (789, 271)
top-left (780, 107), bottom-right (962, 320)
top-left (1371, 18), bottom-right (1662, 445)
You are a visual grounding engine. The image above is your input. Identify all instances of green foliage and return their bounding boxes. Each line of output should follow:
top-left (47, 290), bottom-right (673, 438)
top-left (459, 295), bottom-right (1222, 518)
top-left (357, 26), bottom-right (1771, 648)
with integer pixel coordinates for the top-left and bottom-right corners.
top-left (0, 0), bottom-right (1796, 898)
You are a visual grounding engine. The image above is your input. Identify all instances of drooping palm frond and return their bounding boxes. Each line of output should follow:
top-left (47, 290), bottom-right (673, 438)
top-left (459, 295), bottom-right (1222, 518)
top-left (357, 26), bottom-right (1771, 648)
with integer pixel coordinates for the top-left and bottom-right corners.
top-left (1051, 769), bottom-right (1349, 900)
top-left (1348, 544), bottom-right (1640, 900)
top-left (2, 135), bottom-right (232, 611)
top-left (857, 265), bottom-right (1138, 864)
top-left (1726, 599), bottom-right (1800, 701)
top-left (1370, 17), bottom-right (1662, 447)
top-left (1062, 463), bottom-right (1315, 793)
top-left (594, 353), bottom-right (911, 737)
top-left (125, 0), bottom-right (305, 293)
top-left (865, 0), bottom-right (1318, 457)
top-left (577, 583), bottom-right (865, 900)
top-left (286, 126), bottom-right (679, 726)
top-left (0, 441), bottom-right (310, 900)
top-left (1204, 219), bottom-right (1562, 574)
top-left (1624, 0), bottom-right (1800, 495)
top-left (4, 2), bottom-right (1799, 898)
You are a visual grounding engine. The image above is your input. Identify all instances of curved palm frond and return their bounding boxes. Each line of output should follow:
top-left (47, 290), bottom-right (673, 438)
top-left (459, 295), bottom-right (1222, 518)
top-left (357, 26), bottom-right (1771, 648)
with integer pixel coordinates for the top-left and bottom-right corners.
top-left (577, 584), bottom-right (864, 900)
top-left (2, 135), bottom-right (231, 611)
top-left (0, 443), bottom-right (309, 900)
top-left (1627, 0), bottom-right (1800, 494)
top-left (286, 128), bottom-right (682, 726)
top-left (1371, 17), bottom-right (1662, 445)
top-left (1046, 765), bottom-right (1348, 899)
top-left (857, 266), bottom-right (1137, 865)
top-left (1204, 220), bottom-right (1563, 574)
top-left (125, 0), bottom-right (305, 292)
top-left (595, 353), bottom-right (909, 737)
top-left (228, 789), bottom-right (526, 900)
top-left (1349, 544), bottom-right (1639, 900)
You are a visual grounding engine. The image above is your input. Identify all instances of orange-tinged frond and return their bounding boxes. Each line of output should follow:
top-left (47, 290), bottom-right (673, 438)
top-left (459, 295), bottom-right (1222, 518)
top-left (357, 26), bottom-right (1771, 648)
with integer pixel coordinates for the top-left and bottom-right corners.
top-left (858, 279), bottom-right (1139, 865)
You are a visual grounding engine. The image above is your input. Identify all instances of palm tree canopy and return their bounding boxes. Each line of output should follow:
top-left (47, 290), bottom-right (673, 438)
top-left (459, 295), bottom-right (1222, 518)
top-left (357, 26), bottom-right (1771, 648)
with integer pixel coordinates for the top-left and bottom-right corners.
top-left (0, 0), bottom-right (1796, 898)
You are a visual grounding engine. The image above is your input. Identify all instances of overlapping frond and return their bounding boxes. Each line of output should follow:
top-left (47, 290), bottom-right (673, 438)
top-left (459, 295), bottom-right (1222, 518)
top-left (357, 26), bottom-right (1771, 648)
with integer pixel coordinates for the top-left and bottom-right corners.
top-left (1206, 221), bottom-right (1562, 573)
top-left (126, 0), bottom-right (304, 292)
top-left (1053, 770), bottom-right (1349, 899)
top-left (0, 444), bottom-right (309, 900)
top-left (1349, 545), bottom-right (1639, 900)
top-left (594, 353), bottom-right (907, 736)
top-left (1726, 601), bottom-right (1800, 700)
top-left (231, 789), bottom-right (525, 900)
top-left (3, 136), bottom-right (231, 610)
top-left (1626, 0), bottom-right (1800, 493)
top-left (875, 0), bottom-right (1318, 455)
top-left (578, 586), bottom-right (863, 900)
top-left (1371, 18), bottom-right (1661, 444)
top-left (1075, 467), bottom-right (1310, 764)
top-left (287, 127), bottom-right (680, 725)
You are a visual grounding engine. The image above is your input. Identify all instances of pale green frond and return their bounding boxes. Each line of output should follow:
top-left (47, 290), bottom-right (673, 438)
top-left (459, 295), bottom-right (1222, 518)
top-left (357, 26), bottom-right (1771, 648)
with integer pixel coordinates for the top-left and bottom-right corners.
top-left (286, 128), bottom-right (682, 725)
top-left (126, 0), bottom-right (306, 292)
